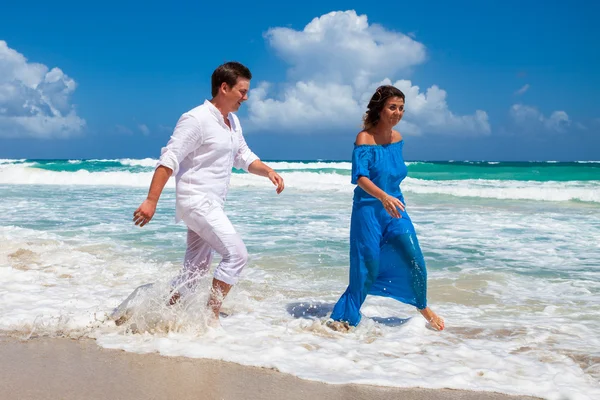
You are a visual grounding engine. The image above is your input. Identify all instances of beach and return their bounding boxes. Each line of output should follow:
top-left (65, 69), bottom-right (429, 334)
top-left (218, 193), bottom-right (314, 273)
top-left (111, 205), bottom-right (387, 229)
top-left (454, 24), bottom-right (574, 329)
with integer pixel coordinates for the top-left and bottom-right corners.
top-left (0, 336), bottom-right (541, 400)
top-left (0, 159), bottom-right (599, 400)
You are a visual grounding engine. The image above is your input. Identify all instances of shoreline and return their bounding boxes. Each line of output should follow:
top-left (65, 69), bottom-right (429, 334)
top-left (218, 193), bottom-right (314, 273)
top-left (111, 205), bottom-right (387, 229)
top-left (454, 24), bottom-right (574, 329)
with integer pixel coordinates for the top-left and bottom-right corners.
top-left (0, 335), bottom-right (542, 400)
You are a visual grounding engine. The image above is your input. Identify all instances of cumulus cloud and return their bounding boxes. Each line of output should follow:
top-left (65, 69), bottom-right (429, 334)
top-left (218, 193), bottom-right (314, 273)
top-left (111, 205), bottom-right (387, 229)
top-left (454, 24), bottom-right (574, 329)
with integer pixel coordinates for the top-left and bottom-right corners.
top-left (264, 10), bottom-right (426, 89)
top-left (0, 40), bottom-right (85, 138)
top-left (392, 79), bottom-right (490, 135)
top-left (247, 81), bottom-right (363, 131)
top-left (245, 10), bottom-right (490, 136)
top-left (515, 84), bottom-right (530, 96)
top-left (510, 104), bottom-right (570, 133)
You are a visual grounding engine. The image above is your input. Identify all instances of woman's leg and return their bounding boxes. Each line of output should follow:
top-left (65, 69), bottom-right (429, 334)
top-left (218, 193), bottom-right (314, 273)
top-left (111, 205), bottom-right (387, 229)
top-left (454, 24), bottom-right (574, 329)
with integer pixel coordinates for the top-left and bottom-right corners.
top-left (389, 231), bottom-right (444, 330)
top-left (330, 205), bottom-right (382, 327)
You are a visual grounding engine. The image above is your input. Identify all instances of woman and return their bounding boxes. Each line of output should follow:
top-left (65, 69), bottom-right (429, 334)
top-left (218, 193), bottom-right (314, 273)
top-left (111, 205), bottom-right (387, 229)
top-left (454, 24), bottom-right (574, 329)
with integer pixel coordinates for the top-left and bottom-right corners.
top-left (328, 85), bottom-right (444, 331)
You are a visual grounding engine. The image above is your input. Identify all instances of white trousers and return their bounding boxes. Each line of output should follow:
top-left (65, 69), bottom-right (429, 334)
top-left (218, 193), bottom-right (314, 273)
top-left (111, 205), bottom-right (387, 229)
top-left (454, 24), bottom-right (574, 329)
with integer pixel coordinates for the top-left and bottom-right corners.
top-left (172, 197), bottom-right (248, 292)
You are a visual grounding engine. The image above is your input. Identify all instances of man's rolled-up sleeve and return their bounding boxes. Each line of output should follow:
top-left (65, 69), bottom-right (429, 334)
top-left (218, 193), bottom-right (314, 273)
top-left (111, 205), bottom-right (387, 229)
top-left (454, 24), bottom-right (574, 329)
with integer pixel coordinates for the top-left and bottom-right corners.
top-left (157, 114), bottom-right (203, 176)
top-left (233, 131), bottom-right (259, 172)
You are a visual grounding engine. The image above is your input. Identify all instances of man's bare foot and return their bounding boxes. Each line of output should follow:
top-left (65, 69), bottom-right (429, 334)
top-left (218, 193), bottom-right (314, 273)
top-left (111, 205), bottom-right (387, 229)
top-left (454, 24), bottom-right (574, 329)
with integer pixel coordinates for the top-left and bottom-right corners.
top-left (419, 307), bottom-right (445, 331)
top-left (114, 314), bottom-right (130, 326)
top-left (326, 320), bottom-right (350, 332)
top-left (207, 314), bottom-right (222, 329)
top-left (206, 278), bottom-right (232, 324)
top-left (167, 291), bottom-right (180, 306)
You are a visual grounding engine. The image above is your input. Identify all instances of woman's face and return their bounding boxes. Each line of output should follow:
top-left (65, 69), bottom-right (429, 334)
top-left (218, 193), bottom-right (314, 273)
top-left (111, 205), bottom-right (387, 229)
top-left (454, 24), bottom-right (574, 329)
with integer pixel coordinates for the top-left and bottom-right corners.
top-left (380, 96), bottom-right (405, 127)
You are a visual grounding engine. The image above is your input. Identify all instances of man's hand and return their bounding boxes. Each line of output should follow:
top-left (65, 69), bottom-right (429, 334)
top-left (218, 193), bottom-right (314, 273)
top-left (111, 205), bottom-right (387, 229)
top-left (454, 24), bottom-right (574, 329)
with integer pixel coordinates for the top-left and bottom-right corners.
top-left (133, 199), bottom-right (157, 227)
top-left (268, 170), bottom-right (285, 194)
top-left (132, 165), bottom-right (172, 227)
top-left (248, 160), bottom-right (285, 194)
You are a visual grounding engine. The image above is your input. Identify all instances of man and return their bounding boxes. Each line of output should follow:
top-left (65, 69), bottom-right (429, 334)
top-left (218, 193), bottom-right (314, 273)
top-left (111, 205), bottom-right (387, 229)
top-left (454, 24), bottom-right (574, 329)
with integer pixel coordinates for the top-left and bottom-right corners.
top-left (132, 61), bottom-right (284, 324)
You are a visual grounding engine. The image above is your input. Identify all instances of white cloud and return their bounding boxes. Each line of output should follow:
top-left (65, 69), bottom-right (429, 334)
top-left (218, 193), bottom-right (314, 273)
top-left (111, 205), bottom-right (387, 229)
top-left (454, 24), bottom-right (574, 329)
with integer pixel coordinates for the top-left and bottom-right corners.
top-left (515, 84), bottom-right (530, 96)
top-left (264, 10), bottom-right (426, 89)
top-left (392, 79), bottom-right (490, 135)
top-left (138, 124), bottom-right (150, 136)
top-left (115, 124), bottom-right (133, 135)
top-left (245, 10), bottom-right (490, 136)
top-left (510, 104), bottom-right (570, 133)
top-left (158, 124), bottom-right (173, 133)
top-left (0, 41), bottom-right (85, 138)
top-left (247, 81), bottom-right (363, 131)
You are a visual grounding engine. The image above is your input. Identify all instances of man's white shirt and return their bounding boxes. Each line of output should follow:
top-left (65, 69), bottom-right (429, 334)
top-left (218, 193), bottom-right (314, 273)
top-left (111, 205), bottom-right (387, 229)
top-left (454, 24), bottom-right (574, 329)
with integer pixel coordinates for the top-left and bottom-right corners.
top-left (157, 100), bottom-right (259, 222)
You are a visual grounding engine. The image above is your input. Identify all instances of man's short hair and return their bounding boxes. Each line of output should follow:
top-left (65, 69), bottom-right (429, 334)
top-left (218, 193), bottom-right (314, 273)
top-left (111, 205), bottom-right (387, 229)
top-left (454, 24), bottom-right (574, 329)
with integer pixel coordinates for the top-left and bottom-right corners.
top-left (211, 62), bottom-right (252, 97)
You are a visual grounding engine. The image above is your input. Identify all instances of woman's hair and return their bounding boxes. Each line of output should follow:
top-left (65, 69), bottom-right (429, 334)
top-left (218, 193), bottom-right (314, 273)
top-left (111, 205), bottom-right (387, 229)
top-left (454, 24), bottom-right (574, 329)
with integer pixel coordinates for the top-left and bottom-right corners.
top-left (363, 85), bottom-right (405, 130)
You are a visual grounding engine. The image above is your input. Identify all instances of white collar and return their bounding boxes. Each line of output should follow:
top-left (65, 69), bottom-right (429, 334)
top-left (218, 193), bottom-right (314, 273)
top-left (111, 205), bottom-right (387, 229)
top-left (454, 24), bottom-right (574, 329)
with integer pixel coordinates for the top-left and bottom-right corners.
top-left (204, 100), bottom-right (233, 126)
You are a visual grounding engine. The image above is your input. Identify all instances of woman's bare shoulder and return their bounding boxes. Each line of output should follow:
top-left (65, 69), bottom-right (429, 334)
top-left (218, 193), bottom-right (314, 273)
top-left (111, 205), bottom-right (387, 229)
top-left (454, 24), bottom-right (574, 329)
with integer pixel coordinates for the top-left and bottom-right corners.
top-left (392, 130), bottom-right (403, 142)
top-left (355, 130), bottom-right (375, 145)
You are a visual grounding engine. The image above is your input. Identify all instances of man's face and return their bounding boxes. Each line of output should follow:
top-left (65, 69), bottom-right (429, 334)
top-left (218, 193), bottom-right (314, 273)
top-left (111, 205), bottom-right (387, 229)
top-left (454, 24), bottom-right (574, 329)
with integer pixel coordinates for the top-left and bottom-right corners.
top-left (222, 78), bottom-right (250, 113)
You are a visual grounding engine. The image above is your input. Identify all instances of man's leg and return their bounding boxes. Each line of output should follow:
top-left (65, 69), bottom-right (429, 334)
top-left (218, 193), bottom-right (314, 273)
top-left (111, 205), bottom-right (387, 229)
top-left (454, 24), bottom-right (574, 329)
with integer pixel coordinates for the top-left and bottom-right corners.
top-left (170, 229), bottom-right (214, 304)
top-left (182, 206), bottom-right (249, 322)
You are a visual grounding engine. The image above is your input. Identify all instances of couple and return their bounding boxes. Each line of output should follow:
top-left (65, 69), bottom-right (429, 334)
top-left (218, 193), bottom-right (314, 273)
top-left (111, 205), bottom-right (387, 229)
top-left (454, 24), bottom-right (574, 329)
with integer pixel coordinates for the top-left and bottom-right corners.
top-left (129, 62), bottom-right (444, 331)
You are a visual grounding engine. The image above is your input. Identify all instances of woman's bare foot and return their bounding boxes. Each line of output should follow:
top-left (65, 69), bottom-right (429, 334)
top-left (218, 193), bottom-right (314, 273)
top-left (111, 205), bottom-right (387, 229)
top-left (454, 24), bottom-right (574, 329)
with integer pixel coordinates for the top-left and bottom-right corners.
top-left (419, 307), bottom-right (445, 331)
top-left (326, 320), bottom-right (350, 332)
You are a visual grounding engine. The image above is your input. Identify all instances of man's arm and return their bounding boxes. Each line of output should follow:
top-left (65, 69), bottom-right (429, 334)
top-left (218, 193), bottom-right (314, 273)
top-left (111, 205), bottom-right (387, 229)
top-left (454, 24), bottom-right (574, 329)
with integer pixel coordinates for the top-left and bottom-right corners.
top-left (133, 165), bottom-right (173, 227)
top-left (248, 160), bottom-right (284, 194)
top-left (133, 113), bottom-right (203, 227)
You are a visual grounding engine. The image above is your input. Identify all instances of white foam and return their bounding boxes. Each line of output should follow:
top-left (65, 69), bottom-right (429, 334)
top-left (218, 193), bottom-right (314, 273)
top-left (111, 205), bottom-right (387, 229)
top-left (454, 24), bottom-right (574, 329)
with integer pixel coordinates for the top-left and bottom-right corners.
top-left (117, 158), bottom-right (159, 167)
top-left (2, 163), bottom-right (599, 203)
top-left (262, 161), bottom-right (352, 170)
top-left (0, 164), bottom-right (167, 188)
top-left (1, 183), bottom-right (599, 399)
top-left (104, 159), bottom-right (351, 170)
top-left (402, 177), bottom-right (600, 203)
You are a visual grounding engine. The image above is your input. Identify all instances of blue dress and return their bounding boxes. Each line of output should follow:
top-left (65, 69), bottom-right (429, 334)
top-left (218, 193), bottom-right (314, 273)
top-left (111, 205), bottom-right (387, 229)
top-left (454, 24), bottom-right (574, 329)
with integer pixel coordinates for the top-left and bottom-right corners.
top-left (330, 140), bottom-right (428, 326)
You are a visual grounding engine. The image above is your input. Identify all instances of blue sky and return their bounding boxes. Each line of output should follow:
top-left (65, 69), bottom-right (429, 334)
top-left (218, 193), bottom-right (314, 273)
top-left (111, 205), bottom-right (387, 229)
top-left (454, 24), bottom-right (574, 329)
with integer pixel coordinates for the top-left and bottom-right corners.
top-left (0, 0), bottom-right (598, 161)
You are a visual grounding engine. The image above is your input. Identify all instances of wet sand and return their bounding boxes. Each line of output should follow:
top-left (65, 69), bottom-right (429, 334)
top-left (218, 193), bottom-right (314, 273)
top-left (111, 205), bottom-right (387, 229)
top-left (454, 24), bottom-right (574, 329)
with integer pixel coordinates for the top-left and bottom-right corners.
top-left (0, 336), bottom-right (541, 400)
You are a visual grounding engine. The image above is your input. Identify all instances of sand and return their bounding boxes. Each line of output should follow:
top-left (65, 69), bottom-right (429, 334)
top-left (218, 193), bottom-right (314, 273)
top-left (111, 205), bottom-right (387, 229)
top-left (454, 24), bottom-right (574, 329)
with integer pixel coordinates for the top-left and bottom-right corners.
top-left (0, 336), bottom-right (541, 400)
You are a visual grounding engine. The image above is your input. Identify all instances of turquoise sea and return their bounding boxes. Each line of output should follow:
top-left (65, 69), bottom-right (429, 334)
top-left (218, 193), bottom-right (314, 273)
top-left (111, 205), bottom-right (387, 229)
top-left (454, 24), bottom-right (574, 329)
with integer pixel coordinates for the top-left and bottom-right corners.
top-left (1, 158), bottom-right (599, 400)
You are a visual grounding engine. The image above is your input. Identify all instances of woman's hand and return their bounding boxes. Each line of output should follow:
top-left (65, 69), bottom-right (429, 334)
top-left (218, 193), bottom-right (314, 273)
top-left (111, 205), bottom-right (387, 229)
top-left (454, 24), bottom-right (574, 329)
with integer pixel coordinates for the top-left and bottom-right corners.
top-left (380, 195), bottom-right (405, 218)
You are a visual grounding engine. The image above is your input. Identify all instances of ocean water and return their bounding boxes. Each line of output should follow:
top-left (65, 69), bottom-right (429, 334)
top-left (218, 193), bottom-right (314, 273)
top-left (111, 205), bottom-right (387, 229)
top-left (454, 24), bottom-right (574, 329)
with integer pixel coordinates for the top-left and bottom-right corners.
top-left (1, 158), bottom-right (599, 400)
